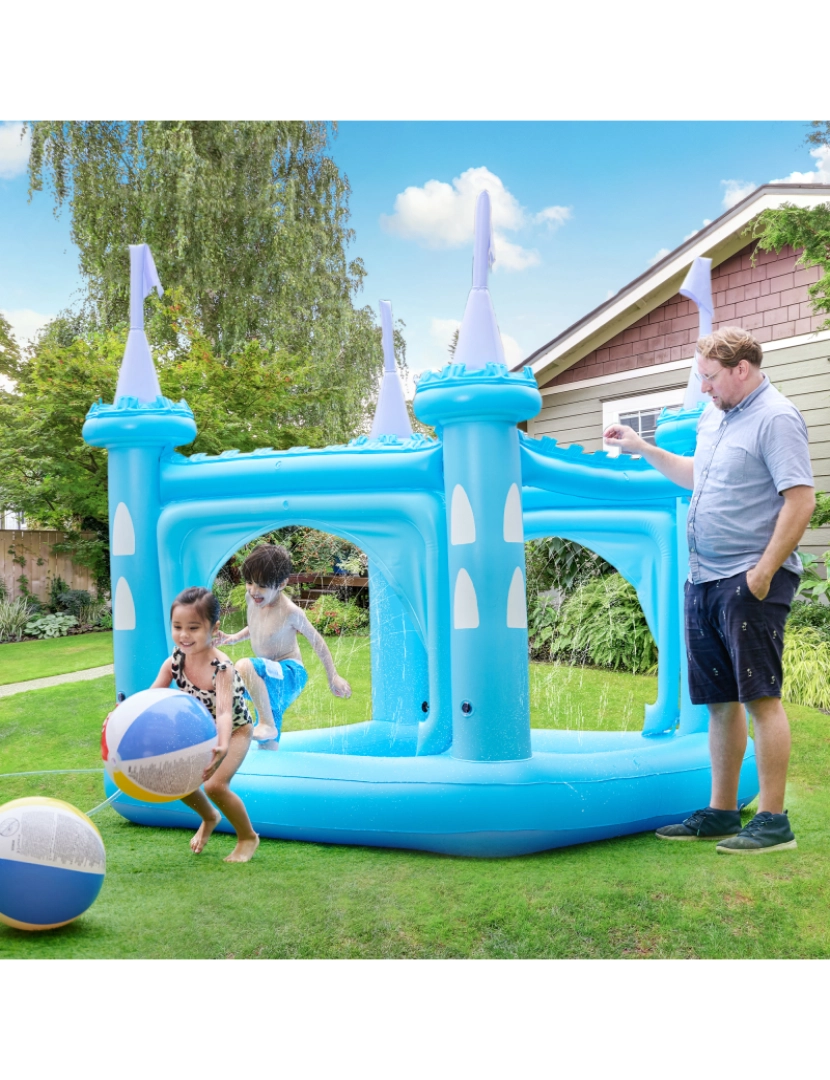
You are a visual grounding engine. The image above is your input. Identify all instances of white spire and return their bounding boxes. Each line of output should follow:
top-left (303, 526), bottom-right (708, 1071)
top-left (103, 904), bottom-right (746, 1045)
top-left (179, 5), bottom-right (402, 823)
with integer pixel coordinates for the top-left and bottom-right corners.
top-left (680, 256), bottom-right (714, 410)
top-left (452, 191), bottom-right (506, 370)
top-left (115, 244), bottom-right (163, 403)
top-left (370, 300), bottom-right (412, 439)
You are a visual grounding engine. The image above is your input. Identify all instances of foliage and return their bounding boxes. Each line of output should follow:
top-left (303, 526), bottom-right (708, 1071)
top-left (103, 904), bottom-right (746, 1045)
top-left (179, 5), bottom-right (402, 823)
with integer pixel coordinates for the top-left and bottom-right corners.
top-left (796, 551), bottom-right (830, 603)
top-left (24, 613), bottom-right (78, 639)
top-left (48, 575), bottom-right (69, 612)
top-left (750, 201), bottom-right (830, 329)
top-left (809, 490), bottom-right (830, 529)
top-left (0, 312), bottom-right (19, 368)
top-left (306, 595), bottom-right (369, 636)
top-left (0, 598), bottom-right (33, 643)
top-left (527, 594), bottom-right (561, 661)
top-left (525, 537), bottom-right (612, 598)
top-left (783, 626), bottom-right (830, 711)
top-left (552, 573), bottom-right (658, 675)
top-left (55, 588), bottom-right (93, 618)
top-left (787, 600), bottom-right (830, 643)
top-left (806, 122), bottom-right (830, 146)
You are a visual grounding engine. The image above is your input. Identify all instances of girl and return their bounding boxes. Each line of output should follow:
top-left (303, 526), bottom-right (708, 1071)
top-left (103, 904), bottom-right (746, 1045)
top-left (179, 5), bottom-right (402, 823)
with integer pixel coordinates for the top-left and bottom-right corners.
top-left (150, 586), bottom-right (259, 863)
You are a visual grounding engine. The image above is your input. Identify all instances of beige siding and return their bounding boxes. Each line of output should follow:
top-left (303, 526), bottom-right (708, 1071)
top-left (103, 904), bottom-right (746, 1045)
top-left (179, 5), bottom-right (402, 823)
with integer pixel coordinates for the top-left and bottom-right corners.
top-left (0, 530), bottom-right (97, 602)
top-left (528, 336), bottom-right (830, 559)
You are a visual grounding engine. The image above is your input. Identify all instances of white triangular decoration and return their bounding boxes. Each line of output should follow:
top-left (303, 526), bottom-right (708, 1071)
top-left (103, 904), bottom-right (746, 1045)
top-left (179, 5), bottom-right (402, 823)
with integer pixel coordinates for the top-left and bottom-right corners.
top-left (112, 502), bottom-right (136, 556)
top-left (454, 569), bottom-right (480, 629)
top-left (451, 485), bottom-right (476, 546)
top-left (114, 577), bottom-right (136, 631)
top-left (503, 483), bottom-right (524, 543)
top-left (506, 568), bottom-right (527, 628)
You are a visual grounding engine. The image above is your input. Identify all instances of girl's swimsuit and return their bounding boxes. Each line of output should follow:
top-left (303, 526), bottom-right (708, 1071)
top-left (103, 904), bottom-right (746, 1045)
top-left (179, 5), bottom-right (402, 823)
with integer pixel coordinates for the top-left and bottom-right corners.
top-left (171, 648), bottom-right (252, 729)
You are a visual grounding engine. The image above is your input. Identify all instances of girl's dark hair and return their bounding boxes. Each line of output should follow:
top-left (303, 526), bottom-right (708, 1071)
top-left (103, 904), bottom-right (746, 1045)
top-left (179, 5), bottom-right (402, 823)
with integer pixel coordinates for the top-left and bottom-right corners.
top-left (170, 587), bottom-right (220, 626)
top-left (241, 544), bottom-right (292, 587)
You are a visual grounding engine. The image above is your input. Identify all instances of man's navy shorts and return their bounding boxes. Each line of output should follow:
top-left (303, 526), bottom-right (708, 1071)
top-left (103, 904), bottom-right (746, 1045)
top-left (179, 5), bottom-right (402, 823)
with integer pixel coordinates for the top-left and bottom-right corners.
top-left (685, 567), bottom-right (799, 705)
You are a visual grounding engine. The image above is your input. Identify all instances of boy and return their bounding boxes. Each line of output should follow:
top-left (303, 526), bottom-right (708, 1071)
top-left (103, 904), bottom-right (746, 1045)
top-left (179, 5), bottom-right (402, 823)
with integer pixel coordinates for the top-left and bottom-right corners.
top-left (215, 543), bottom-right (351, 747)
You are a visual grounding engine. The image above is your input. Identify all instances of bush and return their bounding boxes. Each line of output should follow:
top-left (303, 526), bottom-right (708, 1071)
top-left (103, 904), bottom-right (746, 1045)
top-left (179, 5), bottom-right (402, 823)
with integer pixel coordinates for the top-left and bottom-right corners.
top-left (56, 589), bottom-right (93, 618)
top-left (306, 595), bottom-right (369, 636)
top-left (783, 627), bottom-right (830, 711)
top-left (0, 598), bottom-right (33, 642)
top-left (787, 600), bottom-right (830, 643)
top-left (528, 593), bottom-right (561, 661)
top-left (25, 614), bottom-right (78, 639)
top-left (552, 573), bottom-right (657, 674)
top-left (48, 575), bottom-right (69, 612)
top-left (525, 537), bottom-right (612, 597)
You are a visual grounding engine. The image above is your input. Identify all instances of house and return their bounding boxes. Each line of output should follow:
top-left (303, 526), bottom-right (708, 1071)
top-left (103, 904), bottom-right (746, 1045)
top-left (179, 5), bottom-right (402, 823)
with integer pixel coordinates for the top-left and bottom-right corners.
top-left (518, 183), bottom-right (830, 559)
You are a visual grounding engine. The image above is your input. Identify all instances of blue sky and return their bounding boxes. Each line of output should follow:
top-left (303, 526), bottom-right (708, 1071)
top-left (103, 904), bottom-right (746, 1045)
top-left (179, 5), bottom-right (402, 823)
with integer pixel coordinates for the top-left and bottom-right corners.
top-left (2, 120), bottom-right (828, 375)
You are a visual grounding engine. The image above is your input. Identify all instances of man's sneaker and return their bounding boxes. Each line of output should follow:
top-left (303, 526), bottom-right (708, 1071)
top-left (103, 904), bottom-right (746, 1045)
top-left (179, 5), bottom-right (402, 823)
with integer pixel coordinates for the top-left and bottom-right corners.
top-left (716, 811), bottom-right (797, 855)
top-left (655, 806), bottom-right (742, 841)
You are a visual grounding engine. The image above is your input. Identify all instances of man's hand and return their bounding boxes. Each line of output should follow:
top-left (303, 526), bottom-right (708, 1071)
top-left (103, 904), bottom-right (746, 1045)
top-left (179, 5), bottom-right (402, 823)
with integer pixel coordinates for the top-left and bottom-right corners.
top-left (212, 630), bottom-right (232, 646)
top-left (746, 567), bottom-right (771, 601)
top-left (603, 423), bottom-right (648, 456)
top-left (330, 675), bottom-right (352, 699)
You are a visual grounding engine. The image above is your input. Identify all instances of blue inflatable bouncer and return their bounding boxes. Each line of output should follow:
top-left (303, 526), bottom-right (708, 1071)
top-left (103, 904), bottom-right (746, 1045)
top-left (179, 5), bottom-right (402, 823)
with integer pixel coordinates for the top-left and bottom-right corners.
top-left (83, 194), bottom-right (758, 857)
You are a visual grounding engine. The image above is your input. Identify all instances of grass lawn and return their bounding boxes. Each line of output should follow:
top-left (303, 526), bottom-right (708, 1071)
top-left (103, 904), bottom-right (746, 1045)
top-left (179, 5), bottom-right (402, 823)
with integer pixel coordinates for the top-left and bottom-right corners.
top-left (1, 635), bottom-right (828, 959)
top-left (0, 632), bottom-right (113, 685)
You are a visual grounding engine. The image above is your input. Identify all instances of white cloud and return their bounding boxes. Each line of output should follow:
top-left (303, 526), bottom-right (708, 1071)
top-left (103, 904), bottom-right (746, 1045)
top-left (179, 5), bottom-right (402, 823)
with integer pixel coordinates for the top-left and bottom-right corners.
top-left (648, 247), bottom-right (671, 267)
top-left (0, 122), bottom-right (31, 179)
top-left (721, 179), bottom-right (756, 210)
top-left (534, 205), bottom-right (572, 230)
top-left (1, 308), bottom-right (53, 347)
top-left (500, 332), bottom-right (525, 368)
top-left (683, 218), bottom-right (712, 242)
top-left (771, 144), bottom-right (830, 185)
top-left (381, 166), bottom-right (568, 273)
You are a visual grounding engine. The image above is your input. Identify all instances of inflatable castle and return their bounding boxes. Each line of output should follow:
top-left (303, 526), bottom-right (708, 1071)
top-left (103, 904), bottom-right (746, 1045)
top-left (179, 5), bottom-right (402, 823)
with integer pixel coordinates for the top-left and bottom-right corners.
top-left (83, 193), bottom-right (759, 857)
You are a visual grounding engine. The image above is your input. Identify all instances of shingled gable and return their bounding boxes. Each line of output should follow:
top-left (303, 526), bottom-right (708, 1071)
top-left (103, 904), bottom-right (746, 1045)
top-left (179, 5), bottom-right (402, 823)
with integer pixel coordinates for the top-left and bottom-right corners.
top-left (516, 183), bottom-right (830, 388)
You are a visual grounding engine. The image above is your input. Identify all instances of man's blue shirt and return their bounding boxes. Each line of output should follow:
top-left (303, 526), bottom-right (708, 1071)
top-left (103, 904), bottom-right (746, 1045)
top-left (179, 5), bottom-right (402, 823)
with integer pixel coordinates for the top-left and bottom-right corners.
top-left (687, 375), bottom-right (814, 584)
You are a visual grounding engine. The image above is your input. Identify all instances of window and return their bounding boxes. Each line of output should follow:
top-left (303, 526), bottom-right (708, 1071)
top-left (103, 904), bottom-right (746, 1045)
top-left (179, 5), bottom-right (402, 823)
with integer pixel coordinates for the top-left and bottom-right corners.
top-left (602, 387), bottom-right (686, 456)
top-left (0, 509), bottom-right (27, 530)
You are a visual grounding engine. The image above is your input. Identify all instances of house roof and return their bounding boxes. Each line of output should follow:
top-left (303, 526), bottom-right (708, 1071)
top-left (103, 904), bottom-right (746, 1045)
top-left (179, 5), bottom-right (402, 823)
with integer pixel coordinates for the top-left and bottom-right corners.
top-left (517, 184), bottom-right (830, 387)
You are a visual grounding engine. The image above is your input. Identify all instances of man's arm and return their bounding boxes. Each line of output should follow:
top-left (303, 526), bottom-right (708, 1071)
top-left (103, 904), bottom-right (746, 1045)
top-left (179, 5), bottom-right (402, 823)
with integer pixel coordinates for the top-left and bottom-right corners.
top-left (603, 424), bottom-right (695, 490)
top-left (746, 485), bottom-right (816, 600)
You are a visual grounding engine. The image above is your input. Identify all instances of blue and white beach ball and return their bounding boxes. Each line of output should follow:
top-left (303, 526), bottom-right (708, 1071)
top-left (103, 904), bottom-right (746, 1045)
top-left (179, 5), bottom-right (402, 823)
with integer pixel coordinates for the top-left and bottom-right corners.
top-left (102, 688), bottom-right (217, 804)
top-left (0, 797), bottom-right (106, 931)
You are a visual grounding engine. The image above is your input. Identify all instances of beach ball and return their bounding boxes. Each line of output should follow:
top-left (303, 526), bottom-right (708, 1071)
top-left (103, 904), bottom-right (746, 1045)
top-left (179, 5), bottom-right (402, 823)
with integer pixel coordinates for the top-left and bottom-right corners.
top-left (102, 688), bottom-right (217, 804)
top-left (0, 797), bottom-right (106, 931)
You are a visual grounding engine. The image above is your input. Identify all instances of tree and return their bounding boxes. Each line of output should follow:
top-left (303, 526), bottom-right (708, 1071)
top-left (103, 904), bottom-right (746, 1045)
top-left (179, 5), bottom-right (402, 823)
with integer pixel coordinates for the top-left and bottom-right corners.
top-left (0, 291), bottom-right (358, 591)
top-left (26, 121), bottom-right (388, 444)
top-left (751, 201), bottom-right (830, 329)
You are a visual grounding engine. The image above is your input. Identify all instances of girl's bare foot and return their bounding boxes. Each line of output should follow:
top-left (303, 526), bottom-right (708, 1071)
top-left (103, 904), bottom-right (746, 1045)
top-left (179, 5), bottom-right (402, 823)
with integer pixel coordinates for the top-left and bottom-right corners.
top-left (253, 724), bottom-right (279, 742)
top-left (191, 811), bottom-right (222, 854)
top-left (224, 835), bottom-right (260, 863)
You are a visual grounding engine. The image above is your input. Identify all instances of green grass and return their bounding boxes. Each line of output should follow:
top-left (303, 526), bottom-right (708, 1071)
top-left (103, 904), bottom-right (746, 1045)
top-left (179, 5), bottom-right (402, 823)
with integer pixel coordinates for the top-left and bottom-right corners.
top-left (0, 632), bottom-right (113, 684)
top-left (1, 640), bottom-right (829, 959)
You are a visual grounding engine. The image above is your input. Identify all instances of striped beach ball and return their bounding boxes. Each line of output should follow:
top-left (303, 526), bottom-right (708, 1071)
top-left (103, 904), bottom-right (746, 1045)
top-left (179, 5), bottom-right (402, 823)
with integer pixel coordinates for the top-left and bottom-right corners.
top-left (0, 797), bottom-right (106, 931)
top-left (102, 688), bottom-right (217, 804)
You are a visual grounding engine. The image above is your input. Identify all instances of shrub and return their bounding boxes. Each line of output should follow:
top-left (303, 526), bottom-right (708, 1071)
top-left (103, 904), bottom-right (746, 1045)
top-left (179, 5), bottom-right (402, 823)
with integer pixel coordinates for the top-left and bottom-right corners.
top-left (306, 595), bottom-right (369, 636)
top-left (528, 593), bottom-right (560, 661)
top-left (56, 589), bottom-right (93, 618)
top-left (787, 600), bottom-right (830, 643)
top-left (783, 627), bottom-right (830, 711)
top-left (0, 598), bottom-right (33, 642)
top-left (552, 573), bottom-right (657, 674)
top-left (525, 537), bottom-right (612, 597)
top-left (48, 575), bottom-right (69, 612)
top-left (25, 614), bottom-right (78, 639)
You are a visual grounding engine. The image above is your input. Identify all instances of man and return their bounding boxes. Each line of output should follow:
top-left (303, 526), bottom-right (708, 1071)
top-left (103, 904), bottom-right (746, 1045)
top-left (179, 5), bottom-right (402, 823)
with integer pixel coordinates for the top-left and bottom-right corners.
top-left (604, 327), bottom-right (815, 854)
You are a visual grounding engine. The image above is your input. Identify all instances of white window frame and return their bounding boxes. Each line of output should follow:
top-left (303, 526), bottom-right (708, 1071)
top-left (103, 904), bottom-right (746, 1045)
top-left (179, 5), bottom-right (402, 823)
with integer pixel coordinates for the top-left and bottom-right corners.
top-left (602, 387), bottom-right (686, 456)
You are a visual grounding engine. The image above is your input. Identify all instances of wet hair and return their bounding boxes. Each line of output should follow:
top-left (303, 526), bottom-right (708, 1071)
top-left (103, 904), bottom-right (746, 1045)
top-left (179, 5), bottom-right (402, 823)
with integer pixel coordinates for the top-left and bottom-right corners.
top-left (241, 544), bottom-right (292, 588)
top-left (697, 326), bottom-right (763, 368)
top-left (170, 586), bottom-right (220, 627)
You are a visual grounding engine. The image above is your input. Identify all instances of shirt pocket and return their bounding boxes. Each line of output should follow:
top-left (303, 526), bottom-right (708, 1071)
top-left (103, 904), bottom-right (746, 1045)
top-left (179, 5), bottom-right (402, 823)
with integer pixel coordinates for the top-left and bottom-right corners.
top-left (710, 445), bottom-right (746, 485)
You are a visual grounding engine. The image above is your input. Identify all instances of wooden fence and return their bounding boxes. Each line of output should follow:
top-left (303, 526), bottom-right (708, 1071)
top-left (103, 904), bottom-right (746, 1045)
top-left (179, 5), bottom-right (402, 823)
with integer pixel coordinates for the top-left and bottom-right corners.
top-left (0, 530), bottom-right (98, 602)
